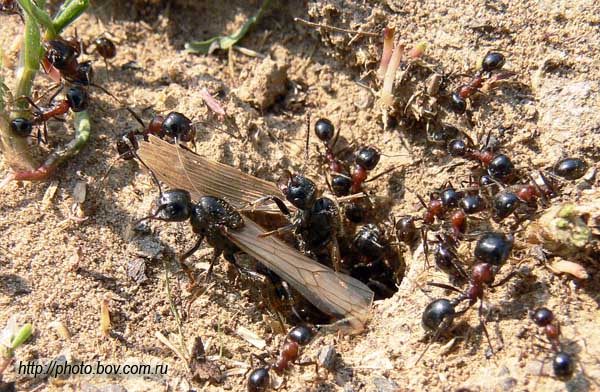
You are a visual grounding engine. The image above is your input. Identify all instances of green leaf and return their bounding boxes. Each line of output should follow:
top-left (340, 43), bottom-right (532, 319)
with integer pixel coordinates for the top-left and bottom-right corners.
top-left (185, 0), bottom-right (271, 55)
top-left (10, 324), bottom-right (33, 350)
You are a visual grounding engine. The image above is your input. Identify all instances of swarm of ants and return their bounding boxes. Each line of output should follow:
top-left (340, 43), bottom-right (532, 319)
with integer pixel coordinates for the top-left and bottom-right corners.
top-left (1, 2), bottom-right (598, 391)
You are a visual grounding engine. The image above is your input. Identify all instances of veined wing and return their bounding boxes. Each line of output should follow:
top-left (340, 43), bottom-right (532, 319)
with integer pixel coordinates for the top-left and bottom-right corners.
top-left (137, 135), bottom-right (284, 211)
top-left (226, 216), bottom-right (374, 334)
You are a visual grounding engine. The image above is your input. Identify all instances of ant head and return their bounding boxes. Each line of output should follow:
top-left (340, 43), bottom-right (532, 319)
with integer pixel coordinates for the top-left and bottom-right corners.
top-left (247, 367), bottom-right (270, 392)
top-left (450, 92), bottom-right (467, 114)
top-left (428, 123), bottom-right (459, 145)
top-left (473, 232), bottom-right (513, 266)
top-left (395, 216), bottom-right (417, 243)
top-left (447, 139), bottom-right (468, 157)
top-left (287, 325), bottom-right (314, 346)
top-left (355, 146), bottom-right (380, 171)
top-left (74, 61), bottom-right (94, 85)
top-left (314, 118), bottom-right (335, 143)
top-left (153, 189), bottom-right (193, 222)
top-left (531, 307), bottom-right (554, 327)
top-left (487, 154), bottom-right (515, 182)
top-left (66, 86), bottom-right (89, 112)
top-left (440, 187), bottom-right (462, 209)
top-left (553, 352), bottom-right (575, 380)
top-left (161, 112), bottom-right (195, 142)
top-left (422, 298), bottom-right (456, 333)
top-left (354, 224), bottom-right (385, 260)
top-left (553, 157), bottom-right (587, 180)
top-left (492, 191), bottom-right (520, 221)
top-left (44, 39), bottom-right (78, 70)
top-left (94, 37), bottom-right (117, 59)
top-left (191, 196), bottom-right (244, 232)
top-left (277, 171), bottom-right (317, 210)
top-left (10, 118), bottom-right (33, 137)
top-left (481, 52), bottom-right (505, 73)
top-left (331, 174), bottom-right (352, 196)
top-left (460, 193), bottom-right (486, 214)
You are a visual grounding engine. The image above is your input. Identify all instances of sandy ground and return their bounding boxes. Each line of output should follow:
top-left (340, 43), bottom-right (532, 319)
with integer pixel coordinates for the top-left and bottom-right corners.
top-left (1, 0), bottom-right (599, 391)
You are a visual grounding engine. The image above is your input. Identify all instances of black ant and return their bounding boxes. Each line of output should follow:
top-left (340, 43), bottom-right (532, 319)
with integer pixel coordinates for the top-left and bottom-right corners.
top-left (9, 86), bottom-right (88, 143)
top-left (253, 171), bottom-right (341, 270)
top-left (449, 52), bottom-right (509, 114)
top-left (116, 110), bottom-right (195, 160)
top-left (343, 223), bottom-right (402, 300)
top-left (531, 307), bottom-right (575, 380)
top-left (417, 231), bottom-right (515, 362)
top-left (247, 325), bottom-right (315, 392)
top-left (136, 188), bottom-right (244, 283)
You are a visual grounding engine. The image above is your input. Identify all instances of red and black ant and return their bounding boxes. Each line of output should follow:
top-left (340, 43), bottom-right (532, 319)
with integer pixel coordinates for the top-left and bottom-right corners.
top-left (247, 325), bottom-right (316, 392)
top-left (9, 85), bottom-right (89, 143)
top-left (0, 0), bottom-right (21, 19)
top-left (116, 109), bottom-right (195, 160)
top-left (447, 136), bottom-right (516, 183)
top-left (531, 307), bottom-right (575, 380)
top-left (449, 52), bottom-right (511, 114)
top-left (313, 118), bottom-right (394, 222)
top-left (417, 231), bottom-right (515, 363)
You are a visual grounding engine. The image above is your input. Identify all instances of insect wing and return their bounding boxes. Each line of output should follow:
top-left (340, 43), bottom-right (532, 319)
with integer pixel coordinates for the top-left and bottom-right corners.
top-left (138, 136), bottom-right (284, 211)
top-left (226, 217), bottom-right (374, 333)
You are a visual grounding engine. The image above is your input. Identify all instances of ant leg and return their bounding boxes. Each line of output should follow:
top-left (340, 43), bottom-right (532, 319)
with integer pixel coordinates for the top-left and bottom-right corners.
top-left (250, 195), bottom-right (291, 217)
top-left (490, 269), bottom-right (517, 288)
top-left (203, 249), bottom-right (223, 283)
top-left (364, 165), bottom-right (397, 183)
top-left (178, 236), bottom-right (205, 284)
top-left (422, 227), bottom-right (431, 268)
top-left (478, 297), bottom-right (495, 355)
top-left (257, 224), bottom-right (296, 238)
top-left (427, 281), bottom-right (463, 294)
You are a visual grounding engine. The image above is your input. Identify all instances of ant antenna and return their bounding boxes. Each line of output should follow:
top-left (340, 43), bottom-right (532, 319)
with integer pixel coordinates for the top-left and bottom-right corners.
top-left (303, 113), bottom-right (311, 174)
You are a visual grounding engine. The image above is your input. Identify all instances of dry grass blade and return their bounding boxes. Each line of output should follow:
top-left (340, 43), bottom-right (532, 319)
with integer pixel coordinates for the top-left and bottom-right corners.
top-left (227, 217), bottom-right (374, 333)
top-left (137, 136), bottom-right (284, 211)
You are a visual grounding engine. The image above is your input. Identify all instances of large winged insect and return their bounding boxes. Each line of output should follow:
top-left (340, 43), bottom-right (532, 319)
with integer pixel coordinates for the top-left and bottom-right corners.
top-left (137, 136), bottom-right (374, 332)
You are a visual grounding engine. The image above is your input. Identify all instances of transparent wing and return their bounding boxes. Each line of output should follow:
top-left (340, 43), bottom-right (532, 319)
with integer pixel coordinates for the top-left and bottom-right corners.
top-left (226, 217), bottom-right (374, 333)
top-left (137, 135), bottom-right (284, 211)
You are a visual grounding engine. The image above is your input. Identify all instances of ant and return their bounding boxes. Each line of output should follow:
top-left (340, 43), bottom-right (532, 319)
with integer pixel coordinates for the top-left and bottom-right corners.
top-left (394, 215), bottom-right (418, 245)
top-left (491, 173), bottom-right (556, 222)
top-left (447, 137), bottom-right (516, 183)
top-left (63, 34), bottom-right (117, 64)
top-left (531, 307), bottom-right (575, 380)
top-left (417, 231), bottom-right (515, 362)
top-left (42, 38), bottom-right (95, 85)
top-left (313, 118), bottom-right (391, 222)
top-left (553, 157), bottom-right (588, 180)
top-left (0, 0), bottom-right (21, 19)
top-left (253, 171), bottom-right (341, 270)
top-left (9, 85), bottom-right (89, 143)
top-left (418, 182), bottom-right (484, 235)
top-left (136, 188), bottom-right (244, 283)
top-left (343, 223), bottom-right (402, 300)
top-left (449, 52), bottom-right (509, 114)
top-left (116, 110), bottom-right (195, 160)
top-left (247, 325), bottom-right (315, 392)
